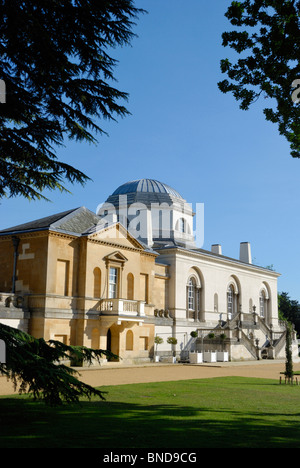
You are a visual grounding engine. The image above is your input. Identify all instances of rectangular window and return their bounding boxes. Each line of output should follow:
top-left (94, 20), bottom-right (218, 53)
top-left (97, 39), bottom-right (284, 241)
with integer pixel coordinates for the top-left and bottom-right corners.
top-left (109, 267), bottom-right (118, 298)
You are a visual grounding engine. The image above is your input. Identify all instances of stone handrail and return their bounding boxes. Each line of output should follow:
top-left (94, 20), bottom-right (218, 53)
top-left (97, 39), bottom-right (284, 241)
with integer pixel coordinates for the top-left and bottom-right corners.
top-left (256, 315), bottom-right (271, 336)
top-left (239, 329), bottom-right (258, 359)
top-left (273, 329), bottom-right (286, 356)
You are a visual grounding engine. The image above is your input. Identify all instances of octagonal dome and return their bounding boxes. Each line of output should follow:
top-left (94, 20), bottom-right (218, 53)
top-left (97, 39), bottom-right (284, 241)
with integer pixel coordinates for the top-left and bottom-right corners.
top-left (99, 178), bottom-right (195, 248)
top-left (111, 179), bottom-right (183, 200)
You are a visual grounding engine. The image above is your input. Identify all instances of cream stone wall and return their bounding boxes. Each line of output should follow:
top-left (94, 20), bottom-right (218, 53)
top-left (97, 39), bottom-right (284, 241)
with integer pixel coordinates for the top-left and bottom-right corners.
top-left (0, 233), bottom-right (49, 294)
top-left (157, 247), bottom-right (280, 330)
top-left (84, 225), bottom-right (158, 305)
top-left (153, 324), bottom-right (174, 355)
top-left (0, 213), bottom-right (289, 364)
top-left (46, 232), bottom-right (80, 297)
top-left (230, 343), bottom-right (257, 361)
top-left (82, 317), bottom-right (155, 363)
top-left (152, 263), bottom-right (169, 313)
top-left (22, 224), bottom-right (159, 361)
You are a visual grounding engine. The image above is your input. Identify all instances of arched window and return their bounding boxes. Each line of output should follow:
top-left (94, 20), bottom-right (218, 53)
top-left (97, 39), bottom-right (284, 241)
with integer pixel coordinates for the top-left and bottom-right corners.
top-left (259, 290), bottom-right (266, 318)
top-left (188, 277), bottom-right (196, 311)
top-left (126, 330), bottom-right (134, 351)
top-left (93, 267), bottom-right (101, 298)
top-left (176, 218), bottom-right (190, 234)
top-left (179, 218), bottom-right (186, 233)
top-left (187, 276), bottom-right (201, 320)
top-left (227, 284), bottom-right (234, 317)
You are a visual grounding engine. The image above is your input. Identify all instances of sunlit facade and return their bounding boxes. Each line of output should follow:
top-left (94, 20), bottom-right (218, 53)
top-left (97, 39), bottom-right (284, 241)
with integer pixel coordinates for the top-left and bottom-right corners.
top-left (0, 179), bottom-right (296, 363)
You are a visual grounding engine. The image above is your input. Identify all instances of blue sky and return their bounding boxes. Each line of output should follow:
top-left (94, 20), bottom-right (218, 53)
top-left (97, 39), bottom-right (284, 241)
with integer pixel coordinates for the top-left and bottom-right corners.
top-left (1, 1), bottom-right (300, 301)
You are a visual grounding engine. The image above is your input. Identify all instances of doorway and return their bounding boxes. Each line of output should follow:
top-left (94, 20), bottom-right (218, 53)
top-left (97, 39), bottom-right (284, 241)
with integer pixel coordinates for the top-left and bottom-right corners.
top-left (106, 326), bottom-right (119, 361)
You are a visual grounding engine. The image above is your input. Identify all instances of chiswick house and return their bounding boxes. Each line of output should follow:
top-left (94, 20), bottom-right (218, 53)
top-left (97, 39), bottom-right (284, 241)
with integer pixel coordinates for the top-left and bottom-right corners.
top-left (0, 178), bottom-right (297, 364)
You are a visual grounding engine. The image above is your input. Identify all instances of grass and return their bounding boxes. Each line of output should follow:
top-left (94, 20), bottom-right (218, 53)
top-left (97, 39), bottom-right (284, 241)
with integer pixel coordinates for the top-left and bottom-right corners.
top-left (1, 376), bottom-right (300, 448)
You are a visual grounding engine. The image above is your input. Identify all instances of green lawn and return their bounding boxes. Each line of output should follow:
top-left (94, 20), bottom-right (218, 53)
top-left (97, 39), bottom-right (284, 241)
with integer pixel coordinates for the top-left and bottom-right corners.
top-left (1, 376), bottom-right (300, 448)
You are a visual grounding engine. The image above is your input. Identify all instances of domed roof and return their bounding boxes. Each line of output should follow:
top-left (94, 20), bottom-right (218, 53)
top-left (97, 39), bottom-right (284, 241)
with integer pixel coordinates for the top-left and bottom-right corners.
top-left (112, 179), bottom-right (183, 199)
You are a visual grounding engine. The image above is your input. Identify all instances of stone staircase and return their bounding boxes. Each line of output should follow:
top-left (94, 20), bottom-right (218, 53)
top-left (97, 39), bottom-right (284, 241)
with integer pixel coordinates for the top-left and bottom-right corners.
top-left (195, 311), bottom-right (290, 361)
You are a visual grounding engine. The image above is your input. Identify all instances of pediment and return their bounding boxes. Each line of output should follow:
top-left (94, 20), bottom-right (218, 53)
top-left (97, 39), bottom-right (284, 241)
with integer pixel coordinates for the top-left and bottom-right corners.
top-left (86, 222), bottom-right (144, 250)
top-left (104, 251), bottom-right (128, 264)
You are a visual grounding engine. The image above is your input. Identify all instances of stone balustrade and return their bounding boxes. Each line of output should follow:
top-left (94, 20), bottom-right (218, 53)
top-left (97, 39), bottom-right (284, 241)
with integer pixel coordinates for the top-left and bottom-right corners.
top-left (99, 298), bottom-right (145, 317)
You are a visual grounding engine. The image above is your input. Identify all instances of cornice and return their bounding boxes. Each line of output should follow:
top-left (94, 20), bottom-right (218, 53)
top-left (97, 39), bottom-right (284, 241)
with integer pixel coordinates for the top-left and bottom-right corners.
top-left (48, 230), bottom-right (78, 241)
top-left (0, 230), bottom-right (49, 241)
top-left (157, 246), bottom-right (281, 277)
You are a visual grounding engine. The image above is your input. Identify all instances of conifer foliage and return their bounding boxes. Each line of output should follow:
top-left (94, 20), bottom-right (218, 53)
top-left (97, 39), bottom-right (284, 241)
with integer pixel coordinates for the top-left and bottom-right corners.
top-left (285, 321), bottom-right (293, 380)
top-left (0, 323), bottom-right (115, 405)
top-left (0, 0), bottom-right (144, 200)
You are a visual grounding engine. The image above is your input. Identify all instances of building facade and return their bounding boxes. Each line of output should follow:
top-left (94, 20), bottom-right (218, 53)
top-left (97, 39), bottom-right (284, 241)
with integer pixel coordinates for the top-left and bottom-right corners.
top-left (0, 179), bottom-right (296, 364)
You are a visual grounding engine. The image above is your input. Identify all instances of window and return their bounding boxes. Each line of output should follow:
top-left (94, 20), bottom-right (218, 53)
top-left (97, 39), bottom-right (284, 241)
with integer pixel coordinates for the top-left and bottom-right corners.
top-left (260, 291), bottom-right (266, 317)
top-left (187, 276), bottom-right (201, 320)
top-left (176, 217), bottom-right (189, 234)
top-left (188, 278), bottom-right (196, 310)
top-left (179, 218), bottom-right (185, 233)
top-left (227, 285), bottom-right (234, 316)
top-left (104, 252), bottom-right (128, 300)
top-left (109, 267), bottom-right (118, 298)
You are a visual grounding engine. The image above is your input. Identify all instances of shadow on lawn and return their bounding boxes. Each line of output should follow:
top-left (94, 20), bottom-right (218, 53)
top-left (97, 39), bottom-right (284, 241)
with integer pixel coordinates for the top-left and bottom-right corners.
top-left (0, 397), bottom-right (300, 449)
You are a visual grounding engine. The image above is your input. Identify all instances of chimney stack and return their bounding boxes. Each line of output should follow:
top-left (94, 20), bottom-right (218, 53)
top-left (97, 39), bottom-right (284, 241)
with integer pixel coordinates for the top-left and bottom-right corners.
top-left (211, 244), bottom-right (222, 255)
top-left (239, 242), bottom-right (252, 264)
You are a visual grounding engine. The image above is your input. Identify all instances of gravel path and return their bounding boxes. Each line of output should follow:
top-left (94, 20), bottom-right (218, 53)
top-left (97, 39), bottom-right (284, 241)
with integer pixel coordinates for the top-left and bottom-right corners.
top-left (76, 360), bottom-right (300, 388)
top-left (1, 360), bottom-right (299, 396)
